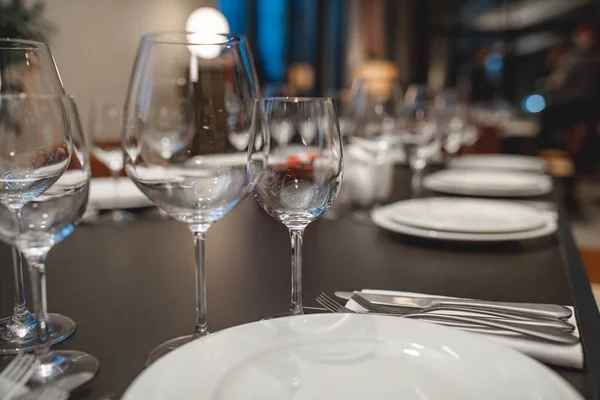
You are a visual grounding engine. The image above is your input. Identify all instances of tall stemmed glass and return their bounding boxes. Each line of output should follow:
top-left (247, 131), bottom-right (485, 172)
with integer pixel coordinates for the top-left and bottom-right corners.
top-left (253, 98), bottom-right (343, 315)
top-left (89, 100), bottom-right (134, 222)
top-left (123, 32), bottom-right (265, 364)
top-left (398, 104), bottom-right (441, 195)
top-left (7, 97), bottom-right (99, 386)
top-left (0, 39), bottom-right (76, 354)
top-left (348, 77), bottom-right (403, 157)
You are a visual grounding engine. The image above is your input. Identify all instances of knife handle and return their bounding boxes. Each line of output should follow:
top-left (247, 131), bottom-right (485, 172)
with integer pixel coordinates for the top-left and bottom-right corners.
top-left (434, 300), bottom-right (572, 319)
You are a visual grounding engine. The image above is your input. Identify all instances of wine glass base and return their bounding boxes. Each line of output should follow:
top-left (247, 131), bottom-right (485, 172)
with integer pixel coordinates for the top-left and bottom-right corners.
top-left (146, 334), bottom-right (198, 366)
top-left (29, 350), bottom-right (99, 390)
top-left (0, 313), bottom-right (76, 355)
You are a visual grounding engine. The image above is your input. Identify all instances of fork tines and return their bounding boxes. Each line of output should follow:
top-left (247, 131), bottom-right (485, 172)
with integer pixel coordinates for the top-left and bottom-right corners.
top-left (0, 352), bottom-right (37, 399)
top-left (316, 293), bottom-right (355, 313)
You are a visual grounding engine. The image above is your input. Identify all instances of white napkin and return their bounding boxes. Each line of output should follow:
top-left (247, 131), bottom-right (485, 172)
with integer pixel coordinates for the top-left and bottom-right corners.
top-left (88, 177), bottom-right (153, 210)
top-left (346, 289), bottom-right (583, 370)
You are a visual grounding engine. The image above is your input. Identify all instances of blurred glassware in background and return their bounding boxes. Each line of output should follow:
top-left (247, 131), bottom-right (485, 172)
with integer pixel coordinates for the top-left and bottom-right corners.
top-left (89, 100), bottom-right (134, 223)
top-left (344, 76), bottom-right (402, 220)
top-left (122, 32), bottom-right (264, 365)
top-left (253, 97), bottom-right (343, 316)
top-left (0, 39), bottom-right (74, 355)
top-left (398, 102), bottom-right (441, 195)
top-left (6, 97), bottom-right (99, 387)
top-left (325, 88), bottom-right (353, 138)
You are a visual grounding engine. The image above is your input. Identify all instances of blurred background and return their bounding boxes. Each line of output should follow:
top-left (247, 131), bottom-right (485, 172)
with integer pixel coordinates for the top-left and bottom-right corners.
top-left (3, 0), bottom-right (600, 283)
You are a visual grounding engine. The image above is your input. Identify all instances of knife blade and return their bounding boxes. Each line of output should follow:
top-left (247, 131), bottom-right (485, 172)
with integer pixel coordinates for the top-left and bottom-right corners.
top-left (334, 291), bottom-right (572, 319)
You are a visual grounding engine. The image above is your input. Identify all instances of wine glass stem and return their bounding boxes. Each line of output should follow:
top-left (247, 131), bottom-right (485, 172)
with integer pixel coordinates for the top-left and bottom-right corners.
top-left (192, 229), bottom-right (208, 338)
top-left (289, 228), bottom-right (305, 316)
top-left (11, 247), bottom-right (28, 317)
top-left (111, 169), bottom-right (120, 210)
top-left (411, 168), bottom-right (425, 197)
top-left (27, 256), bottom-right (54, 363)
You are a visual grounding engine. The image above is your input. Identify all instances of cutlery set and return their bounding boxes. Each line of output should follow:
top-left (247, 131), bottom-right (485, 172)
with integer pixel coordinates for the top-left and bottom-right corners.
top-left (317, 292), bottom-right (578, 345)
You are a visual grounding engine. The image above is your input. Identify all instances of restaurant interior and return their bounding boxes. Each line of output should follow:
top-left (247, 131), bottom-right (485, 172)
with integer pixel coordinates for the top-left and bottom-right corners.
top-left (1, 0), bottom-right (600, 399)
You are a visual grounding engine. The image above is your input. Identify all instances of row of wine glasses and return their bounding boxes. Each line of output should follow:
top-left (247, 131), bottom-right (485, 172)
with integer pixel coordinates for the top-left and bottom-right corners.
top-left (345, 78), bottom-right (479, 199)
top-left (122, 32), bottom-right (343, 364)
top-left (0, 38), bottom-right (98, 387)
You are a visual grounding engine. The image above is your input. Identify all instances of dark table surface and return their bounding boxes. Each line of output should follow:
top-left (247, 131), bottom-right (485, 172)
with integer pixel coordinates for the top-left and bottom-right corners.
top-left (1, 168), bottom-right (599, 399)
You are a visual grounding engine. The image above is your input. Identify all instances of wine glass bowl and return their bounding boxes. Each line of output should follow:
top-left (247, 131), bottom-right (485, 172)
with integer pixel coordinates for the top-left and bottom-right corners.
top-left (0, 95), bottom-right (71, 210)
top-left (253, 97), bottom-right (343, 315)
top-left (123, 32), bottom-right (263, 364)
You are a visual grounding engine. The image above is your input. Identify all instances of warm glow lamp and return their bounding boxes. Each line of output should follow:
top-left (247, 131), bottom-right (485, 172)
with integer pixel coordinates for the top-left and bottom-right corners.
top-left (186, 7), bottom-right (230, 59)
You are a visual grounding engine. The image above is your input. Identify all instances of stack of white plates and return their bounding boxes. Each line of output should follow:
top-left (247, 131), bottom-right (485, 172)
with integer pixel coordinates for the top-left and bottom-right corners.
top-left (123, 314), bottom-right (582, 399)
top-left (449, 154), bottom-right (547, 173)
top-left (424, 169), bottom-right (552, 197)
top-left (372, 197), bottom-right (557, 241)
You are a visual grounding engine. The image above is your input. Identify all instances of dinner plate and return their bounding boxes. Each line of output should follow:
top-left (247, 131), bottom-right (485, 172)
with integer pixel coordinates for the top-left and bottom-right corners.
top-left (372, 205), bottom-right (557, 242)
top-left (449, 154), bottom-right (547, 172)
top-left (88, 178), bottom-right (153, 210)
top-left (123, 314), bottom-right (581, 400)
top-left (386, 198), bottom-right (546, 233)
top-left (424, 169), bottom-right (552, 197)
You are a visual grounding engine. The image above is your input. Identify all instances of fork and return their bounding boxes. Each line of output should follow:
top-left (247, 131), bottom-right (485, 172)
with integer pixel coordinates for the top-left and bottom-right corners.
top-left (0, 353), bottom-right (38, 400)
top-left (349, 293), bottom-right (578, 344)
top-left (35, 386), bottom-right (70, 400)
top-left (316, 293), bottom-right (356, 313)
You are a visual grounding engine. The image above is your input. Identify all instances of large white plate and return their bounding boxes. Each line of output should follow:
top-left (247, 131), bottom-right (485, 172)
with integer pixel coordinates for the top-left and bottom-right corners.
top-left (424, 169), bottom-right (552, 197)
top-left (372, 205), bottom-right (557, 242)
top-left (449, 154), bottom-right (547, 172)
top-left (387, 198), bottom-right (546, 233)
top-left (123, 314), bottom-right (581, 400)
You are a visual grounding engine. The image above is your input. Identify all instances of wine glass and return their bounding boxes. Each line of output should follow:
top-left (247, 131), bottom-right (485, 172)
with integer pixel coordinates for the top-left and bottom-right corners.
top-left (253, 97), bottom-right (343, 315)
top-left (346, 77), bottom-right (402, 220)
top-left (0, 38), bottom-right (75, 354)
top-left (398, 104), bottom-right (441, 194)
top-left (7, 96), bottom-right (98, 386)
top-left (123, 32), bottom-right (264, 364)
top-left (89, 100), bottom-right (134, 222)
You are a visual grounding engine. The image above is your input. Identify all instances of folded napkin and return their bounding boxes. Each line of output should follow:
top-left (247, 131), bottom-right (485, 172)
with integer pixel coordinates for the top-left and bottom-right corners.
top-left (346, 289), bottom-right (583, 369)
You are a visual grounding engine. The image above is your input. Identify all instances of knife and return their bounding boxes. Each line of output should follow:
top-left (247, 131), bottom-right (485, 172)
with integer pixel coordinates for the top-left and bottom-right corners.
top-left (334, 291), bottom-right (572, 319)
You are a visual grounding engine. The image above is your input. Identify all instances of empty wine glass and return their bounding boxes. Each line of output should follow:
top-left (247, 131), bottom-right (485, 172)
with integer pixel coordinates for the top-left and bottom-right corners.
top-left (348, 77), bottom-right (403, 156)
top-left (253, 97), bottom-right (343, 315)
top-left (123, 32), bottom-right (264, 364)
top-left (346, 77), bottom-right (401, 220)
top-left (89, 100), bottom-right (134, 222)
top-left (398, 104), bottom-right (441, 194)
top-left (9, 97), bottom-right (98, 386)
top-left (0, 38), bottom-right (75, 354)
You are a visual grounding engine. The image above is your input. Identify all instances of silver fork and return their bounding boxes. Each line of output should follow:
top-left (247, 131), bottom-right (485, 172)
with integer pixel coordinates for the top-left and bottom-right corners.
top-left (35, 386), bottom-right (70, 400)
top-left (350, 293), bottom-right (578, 344)
top-left (316, 293), bottom-right (356, 313)
top-left (0, 353), bottom-right (38, 399)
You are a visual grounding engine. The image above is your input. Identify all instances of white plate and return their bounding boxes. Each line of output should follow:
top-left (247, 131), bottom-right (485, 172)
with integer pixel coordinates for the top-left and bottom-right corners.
top-left (387, 198), bottom-right (546, 233)
top-left (449, 154), bottom-right (547, 172)
top-left (88, 178), bottom-right (153, 210)
top-left (424, 169), bottom-right (552, 197)
top-left (123, 314), bottom-right (581, 400)
top-left (372, 205), bottom-right (557, 242)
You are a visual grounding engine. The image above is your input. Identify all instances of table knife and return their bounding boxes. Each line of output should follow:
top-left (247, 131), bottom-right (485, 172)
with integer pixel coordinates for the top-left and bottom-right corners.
top-left (334, 291), bottom-right (572, 319)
